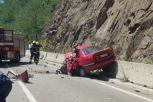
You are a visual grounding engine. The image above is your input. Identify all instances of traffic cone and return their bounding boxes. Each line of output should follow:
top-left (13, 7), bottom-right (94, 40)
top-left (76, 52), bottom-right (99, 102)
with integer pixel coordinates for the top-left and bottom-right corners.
top-left (20, 70), bottom-right (29, 83)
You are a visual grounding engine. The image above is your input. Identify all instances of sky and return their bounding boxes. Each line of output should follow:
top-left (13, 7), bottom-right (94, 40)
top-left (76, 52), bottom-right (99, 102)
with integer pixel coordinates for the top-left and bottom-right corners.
top-left (0, 0), bottom-right (4, 3)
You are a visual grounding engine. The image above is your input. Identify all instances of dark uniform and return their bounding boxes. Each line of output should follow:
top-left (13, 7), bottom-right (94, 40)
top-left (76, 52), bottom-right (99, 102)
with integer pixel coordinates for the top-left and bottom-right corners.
top-left (35, 44), bottom-right (42, 61)
top-left (31, 43), bottom-right (38, 63)
top-left (0, 71), bottom-right (12, 102)
top-left (30, 43), bottom-right (35, 62)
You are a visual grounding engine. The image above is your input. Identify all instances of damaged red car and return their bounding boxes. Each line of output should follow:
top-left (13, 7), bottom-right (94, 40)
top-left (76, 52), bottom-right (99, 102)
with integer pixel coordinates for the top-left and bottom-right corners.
top-left (60, 45), bottom-right (115, 77)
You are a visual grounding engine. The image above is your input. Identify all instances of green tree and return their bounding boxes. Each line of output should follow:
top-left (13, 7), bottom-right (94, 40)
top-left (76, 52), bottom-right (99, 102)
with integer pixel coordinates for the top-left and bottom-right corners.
top-left (0, 0), bottom-right (61, 49)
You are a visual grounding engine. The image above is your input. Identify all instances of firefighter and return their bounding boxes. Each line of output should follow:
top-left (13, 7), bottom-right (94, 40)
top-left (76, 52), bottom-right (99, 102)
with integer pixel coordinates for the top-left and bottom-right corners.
top-left (29, 41), bottom-right (32, 57)
top-left (35, 41), bottom-right (42, 61)
top-left (32, 41), bottom-right (38, 63)
top-left (29, 41), bottom-right (36, 63)
top-left (0, 71), bottom-right (12, 102)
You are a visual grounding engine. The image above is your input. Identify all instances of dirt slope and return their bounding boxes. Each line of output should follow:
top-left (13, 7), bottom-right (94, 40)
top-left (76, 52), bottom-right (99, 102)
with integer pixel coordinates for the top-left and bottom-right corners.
top-left (42, 0), bottom-right (153, 63)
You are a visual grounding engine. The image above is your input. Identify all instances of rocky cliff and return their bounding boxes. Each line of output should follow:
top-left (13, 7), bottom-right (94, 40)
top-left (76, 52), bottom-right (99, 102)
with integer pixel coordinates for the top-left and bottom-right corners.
top-left (42, 0), bottom-right (153, 64)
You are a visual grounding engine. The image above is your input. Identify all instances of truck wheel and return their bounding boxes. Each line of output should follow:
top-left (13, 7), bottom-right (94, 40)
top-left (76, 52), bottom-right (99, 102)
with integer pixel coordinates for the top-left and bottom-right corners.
top-left (10, 60), bottom-right (15, 63)
top-left (15, 52), bottom-right (20, 63)
top-left (79, 67), bottom-right (87, 77)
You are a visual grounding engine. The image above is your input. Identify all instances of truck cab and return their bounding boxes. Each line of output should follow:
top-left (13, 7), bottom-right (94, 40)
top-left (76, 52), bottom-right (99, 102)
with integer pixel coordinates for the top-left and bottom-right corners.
top-left (0, 28), bottom-right (25, 63)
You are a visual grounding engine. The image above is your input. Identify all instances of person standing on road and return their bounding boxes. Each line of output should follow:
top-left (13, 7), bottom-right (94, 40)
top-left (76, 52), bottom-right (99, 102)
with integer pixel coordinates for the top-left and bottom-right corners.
top-left (29, 41), bottom-right (33, 58)
top-left (0, 71), bottom-right (12, 102)
top-left (29, 41), bottom-right (36, 63)
top-left (29, 41), bottom-right (32, 50)
top-left (35, 41), bottom-right (42, 62)
top-left (32, 41), bottom-right (38, 63)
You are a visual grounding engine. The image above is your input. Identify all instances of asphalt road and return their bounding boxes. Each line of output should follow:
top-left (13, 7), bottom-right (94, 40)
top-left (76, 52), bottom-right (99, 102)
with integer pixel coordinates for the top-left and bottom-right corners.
top-left (0, 58), bottom-right (153, 102)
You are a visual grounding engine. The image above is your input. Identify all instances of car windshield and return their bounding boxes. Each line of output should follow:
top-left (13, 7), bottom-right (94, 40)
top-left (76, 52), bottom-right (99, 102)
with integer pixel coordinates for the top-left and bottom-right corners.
top-left (82, 46), bottom-right (101, 55)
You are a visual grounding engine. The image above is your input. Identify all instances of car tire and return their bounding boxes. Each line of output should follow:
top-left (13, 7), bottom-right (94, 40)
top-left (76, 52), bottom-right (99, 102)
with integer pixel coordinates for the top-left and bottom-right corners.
top-left (79, 67), bottom-right (87, 77)
top-left (103, 61), bottom-right (118, 78)
top-left (103, 67), bottom-right (110, 72)
top-left (10, 59), bottom-right (15, 63)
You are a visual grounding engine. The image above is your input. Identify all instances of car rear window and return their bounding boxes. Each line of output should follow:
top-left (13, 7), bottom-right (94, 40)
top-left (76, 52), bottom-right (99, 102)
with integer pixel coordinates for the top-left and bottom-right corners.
top-left (82, 46), bottom-right (101, 55)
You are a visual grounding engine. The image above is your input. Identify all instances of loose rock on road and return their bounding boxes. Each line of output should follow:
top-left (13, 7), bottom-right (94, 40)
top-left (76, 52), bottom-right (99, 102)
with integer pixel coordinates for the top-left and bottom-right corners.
top-left (0, 58), bottom-right (153, 102)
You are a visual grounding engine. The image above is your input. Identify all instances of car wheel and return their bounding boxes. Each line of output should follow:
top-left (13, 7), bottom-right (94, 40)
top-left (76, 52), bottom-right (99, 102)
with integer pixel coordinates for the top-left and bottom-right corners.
top-left (10, 60), bottom-right (15, 63)
top-left (103, 67), bottom-right (110, 72)
top-left (103, 62), bottom-right (118, 78)
top-left (79, 67), bottom-right (87, 77)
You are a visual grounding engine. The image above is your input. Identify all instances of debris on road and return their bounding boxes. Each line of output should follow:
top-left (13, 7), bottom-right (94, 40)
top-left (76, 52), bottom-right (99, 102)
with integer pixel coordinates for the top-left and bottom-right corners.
top-left (135, 90), bottom-right (140, 93)
top-left (46, 71), bottom-right (50, 73)
top-left (28, 74), bottom-right (34, 78)
top-left (44, 65), bottom-right (48, 68)
top-left (56, 69), bottom-right (61, 74)
top-left (7, 70), bottom-right (29, 83)
top-left (29, 68), bottom-right (32, 70)
top-left (52, 64), bottom-right (56, 66)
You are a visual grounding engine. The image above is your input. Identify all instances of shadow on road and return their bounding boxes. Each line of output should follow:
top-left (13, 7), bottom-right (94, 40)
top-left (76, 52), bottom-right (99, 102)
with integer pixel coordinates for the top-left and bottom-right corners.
top-left (1, 60), bottom-right (119, 83)
top-left (81, 61), bottom-right (119, 82)
top-left (56, 61), bottom-right (119, 82)
top-left (0, 61), bottom-right (29, 68)
top-left (25, 81), bottom-right (33, 84)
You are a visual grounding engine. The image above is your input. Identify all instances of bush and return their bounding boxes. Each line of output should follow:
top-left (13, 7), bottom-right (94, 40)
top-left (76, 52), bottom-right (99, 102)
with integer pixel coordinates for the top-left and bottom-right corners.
top-left (42, 38), bottom-right (49, 51)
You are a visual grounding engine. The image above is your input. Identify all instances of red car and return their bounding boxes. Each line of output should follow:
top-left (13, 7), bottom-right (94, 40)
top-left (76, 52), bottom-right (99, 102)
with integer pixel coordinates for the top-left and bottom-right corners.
top-left (60, 45), bottom-right (115, 77)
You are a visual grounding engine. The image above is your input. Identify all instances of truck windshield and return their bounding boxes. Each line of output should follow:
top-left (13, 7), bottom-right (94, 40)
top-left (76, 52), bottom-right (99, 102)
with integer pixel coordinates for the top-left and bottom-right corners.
top-left (82, 46), bottom-right (101, 55)
top-left (4, 31), bottom-right (13, 41)
top-left (0, 31), bottom-right (3, 40)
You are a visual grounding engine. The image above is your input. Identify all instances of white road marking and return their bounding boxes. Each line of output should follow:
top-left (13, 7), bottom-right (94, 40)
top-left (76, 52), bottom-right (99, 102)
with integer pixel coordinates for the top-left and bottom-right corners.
top-left (5, 63), bottom-right (37, 102)
top-left (93, 80), bottom-right (153, 102)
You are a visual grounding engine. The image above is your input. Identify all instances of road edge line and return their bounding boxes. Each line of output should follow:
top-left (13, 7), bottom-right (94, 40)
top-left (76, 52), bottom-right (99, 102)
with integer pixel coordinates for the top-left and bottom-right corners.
top-left (5, 63), bottom-right (37, 102)
top-left (93, 80), bottom-right (153, 102)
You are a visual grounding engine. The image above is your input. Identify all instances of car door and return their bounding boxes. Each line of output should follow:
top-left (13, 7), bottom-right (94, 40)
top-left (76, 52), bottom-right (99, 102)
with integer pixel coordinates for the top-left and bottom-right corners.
top-left (79, 49), bottom-right (94, 71)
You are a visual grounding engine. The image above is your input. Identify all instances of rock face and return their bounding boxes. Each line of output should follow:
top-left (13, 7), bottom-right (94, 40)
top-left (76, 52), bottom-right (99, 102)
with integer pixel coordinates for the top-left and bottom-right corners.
top-left (42, 0), bottom-right (153, 64)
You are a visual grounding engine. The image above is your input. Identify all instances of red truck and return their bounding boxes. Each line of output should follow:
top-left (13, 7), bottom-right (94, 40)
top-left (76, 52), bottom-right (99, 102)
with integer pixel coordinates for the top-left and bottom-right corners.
top-left (60, 45), bottom-right (115, 77)
top-left (0, 28), bottom-right (25, 63)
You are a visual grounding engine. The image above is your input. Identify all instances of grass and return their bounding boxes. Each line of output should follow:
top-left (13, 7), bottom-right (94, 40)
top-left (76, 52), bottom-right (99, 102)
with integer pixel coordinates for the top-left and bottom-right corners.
top-left (42, 38), bottom-right (49, 51)
top-left (120, 65), bottom-right (129, 82)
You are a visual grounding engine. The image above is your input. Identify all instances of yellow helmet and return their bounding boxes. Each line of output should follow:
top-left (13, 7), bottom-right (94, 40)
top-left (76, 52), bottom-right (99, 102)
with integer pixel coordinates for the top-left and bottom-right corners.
top-left (36, 41), bottom-right (39, 45)
top-left (33, 41), bottom-right (36, 44)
